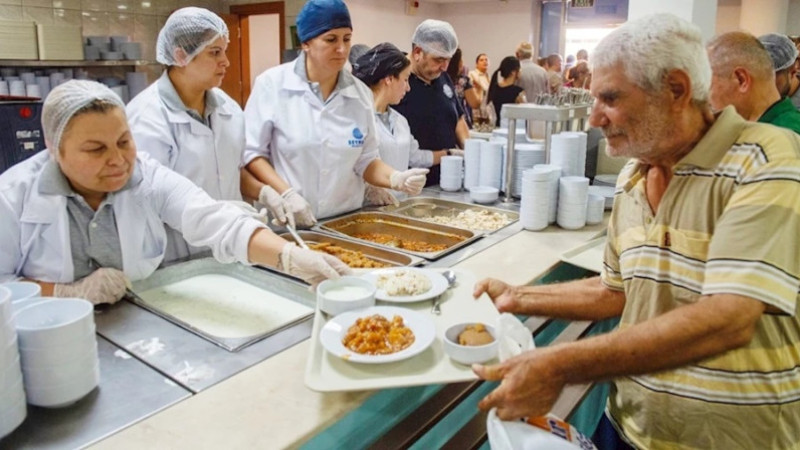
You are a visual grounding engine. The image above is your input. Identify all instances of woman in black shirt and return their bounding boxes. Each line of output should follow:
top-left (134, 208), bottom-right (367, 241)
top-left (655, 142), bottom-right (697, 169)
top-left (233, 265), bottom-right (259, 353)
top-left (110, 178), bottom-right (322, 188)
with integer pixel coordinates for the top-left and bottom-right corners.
top-left (487, 56), bottom-right (525, 126)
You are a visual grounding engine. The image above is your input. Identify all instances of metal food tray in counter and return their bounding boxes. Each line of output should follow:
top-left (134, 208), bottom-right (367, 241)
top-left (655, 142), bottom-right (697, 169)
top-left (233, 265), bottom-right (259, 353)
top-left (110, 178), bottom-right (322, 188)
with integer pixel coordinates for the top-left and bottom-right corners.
top-left (380, 197), bottom-right (519, 233)
top-left (279, 231), bottom-right (424, 268)
top-left (126, 258), bottom-right (314, 352)
top-left (316, 211), bottom-right (480, 260)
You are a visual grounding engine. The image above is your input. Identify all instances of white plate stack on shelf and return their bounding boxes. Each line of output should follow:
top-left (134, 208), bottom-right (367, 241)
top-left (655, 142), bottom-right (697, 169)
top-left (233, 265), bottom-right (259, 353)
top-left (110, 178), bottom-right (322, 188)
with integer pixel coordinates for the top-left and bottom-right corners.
top-left (463, 138), bottom-right (482, 190)
top-left (520, 168), bottom-right (552, 231)
top-left (439, 155), bottom-right (463, 191)
top-left (550, 133), bottom-right (584, 177)
top-left (557, 176), bottom-right (590, 230)
top-left (586, 194), bottom-right (606, 224)
top-left (560, 131), bottom-right (588, 177)
top-left (511, 142), bottom-right (546, 197)
top-left (588, 185), bottom-right (616, 210)
top-left (0, 286), bottom-right (26, 439)
top-left (15, 299), bottom-right (99, 409)
top-left (533, 164), bottom-right (561, 223)
top-left (478, 140), bottom-right (504, 190)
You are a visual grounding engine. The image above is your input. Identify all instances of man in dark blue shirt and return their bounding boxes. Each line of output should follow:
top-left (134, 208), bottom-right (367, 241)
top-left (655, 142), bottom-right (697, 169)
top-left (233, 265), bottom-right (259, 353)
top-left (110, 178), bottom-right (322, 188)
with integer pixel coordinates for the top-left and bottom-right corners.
top-left (394, 19), bottom-right (469, 186)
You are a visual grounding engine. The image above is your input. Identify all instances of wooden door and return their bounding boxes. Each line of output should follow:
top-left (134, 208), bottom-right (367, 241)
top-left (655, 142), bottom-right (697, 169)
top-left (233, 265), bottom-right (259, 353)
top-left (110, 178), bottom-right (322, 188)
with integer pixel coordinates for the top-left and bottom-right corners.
top-left (220, 13), bottom-right (244, 106)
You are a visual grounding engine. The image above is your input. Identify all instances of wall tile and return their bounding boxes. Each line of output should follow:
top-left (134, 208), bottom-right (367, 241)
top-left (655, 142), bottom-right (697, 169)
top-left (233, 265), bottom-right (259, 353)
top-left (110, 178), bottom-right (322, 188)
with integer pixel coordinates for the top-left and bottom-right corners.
top-left (109, 11), bottom-right (133, 39)
top-left (0, 4), bottom-right (22, 20)
top-left (54, 0), bottom-right (83, 9)
top-left (0, 0), bottom-right (21, 5)
top-left (26, 0), bottom-right (52, 7)
top-left (108, 0), bottom-right (133, 14)
top-left (152, 0), bottom-right (174, 15)
top-left (81, 0), bottom-right (107, 12)
top-left (82, 10), bottom-right (109, 35)
top-left (133, 0), bottom-right (154, 14)
top-left (54, 7), bottom-right (82, 26)
top-left (133, 11), bottom-right (159, 42)
top-left (22, 6), bottom-right (54, 24)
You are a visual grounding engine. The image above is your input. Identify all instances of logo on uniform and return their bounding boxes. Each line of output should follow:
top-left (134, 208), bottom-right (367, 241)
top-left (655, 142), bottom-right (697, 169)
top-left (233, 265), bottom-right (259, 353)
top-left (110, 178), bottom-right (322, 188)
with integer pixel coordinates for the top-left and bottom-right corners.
top-left (443, 84), bottom-right (453, 98)
top-left (348, 127), bottom-right (364, 147)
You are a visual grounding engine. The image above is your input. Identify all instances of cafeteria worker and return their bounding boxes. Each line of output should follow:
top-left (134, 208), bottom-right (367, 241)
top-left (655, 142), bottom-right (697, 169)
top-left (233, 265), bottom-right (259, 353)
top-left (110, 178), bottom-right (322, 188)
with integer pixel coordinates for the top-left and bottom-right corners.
top-left (0, 80), bottom-right (350, 305)
top-left (242, 0), bottom-right (428, 227)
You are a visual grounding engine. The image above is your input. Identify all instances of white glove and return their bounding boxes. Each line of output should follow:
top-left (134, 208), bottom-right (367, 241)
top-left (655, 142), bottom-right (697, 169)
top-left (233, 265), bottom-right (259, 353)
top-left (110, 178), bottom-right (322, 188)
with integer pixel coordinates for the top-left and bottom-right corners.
top-left (224, 200), bottom-right (269, 224)
top-left (282, 188), bottom-right (317, 228)
top-left (448, 149), bottom-right (465, 157)
top-left (277, 243), bottom-right (352, 286)
top-left (364, 184), bottom-right (399, 207)
top-left (390, 168), bottom-right (429, 196)
top-left (54, 268), bottom-right (129, 306)
top-left (258, 185), bottom-right (295, 228)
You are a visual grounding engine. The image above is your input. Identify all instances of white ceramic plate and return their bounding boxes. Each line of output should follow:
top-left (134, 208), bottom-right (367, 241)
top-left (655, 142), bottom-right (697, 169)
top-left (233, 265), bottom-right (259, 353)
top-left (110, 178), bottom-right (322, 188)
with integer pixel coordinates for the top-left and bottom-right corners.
top-left (319, 306), bottom-right (436, 364)
top-left (361, 268), bottom-right (448, 303)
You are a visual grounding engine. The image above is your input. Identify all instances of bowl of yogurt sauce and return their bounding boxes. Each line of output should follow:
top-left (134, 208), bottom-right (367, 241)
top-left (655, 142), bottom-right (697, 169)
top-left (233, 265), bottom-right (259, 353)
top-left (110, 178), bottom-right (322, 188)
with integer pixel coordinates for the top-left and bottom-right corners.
top-left (317, 276), bottom-right (376, 316)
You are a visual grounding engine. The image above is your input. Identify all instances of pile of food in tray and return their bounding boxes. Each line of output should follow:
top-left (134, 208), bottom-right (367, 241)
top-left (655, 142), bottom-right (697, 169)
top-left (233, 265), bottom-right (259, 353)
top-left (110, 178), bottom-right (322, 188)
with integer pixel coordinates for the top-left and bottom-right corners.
top-left (351, 232), bottom-right (457, 252)
top-left (424, 209), bottom-right (512, 231)
top-left (308, 242), bottom-right (389, 269)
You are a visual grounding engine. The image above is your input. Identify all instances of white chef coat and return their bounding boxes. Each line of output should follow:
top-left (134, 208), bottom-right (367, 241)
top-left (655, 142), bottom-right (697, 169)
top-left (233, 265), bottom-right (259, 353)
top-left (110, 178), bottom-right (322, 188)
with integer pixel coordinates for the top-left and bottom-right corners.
top-left (242, 53), bottom-right (380, 219)
top-left (126, 72), bottom-right (246, 262)
top-left (375, 107), bottom-right (433, 171)
top-left (0, 151), bottom-right (264, 284)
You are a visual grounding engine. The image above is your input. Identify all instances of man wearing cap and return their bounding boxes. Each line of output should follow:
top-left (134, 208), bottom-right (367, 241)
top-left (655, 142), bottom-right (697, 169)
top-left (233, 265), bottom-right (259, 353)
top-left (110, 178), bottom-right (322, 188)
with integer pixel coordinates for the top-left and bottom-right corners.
top-left (708, 31), bottom-right (800, 134)
top-left (393, 19), bottom-right (468, 187)
top-left (514, 41), bottom-right (548, 103)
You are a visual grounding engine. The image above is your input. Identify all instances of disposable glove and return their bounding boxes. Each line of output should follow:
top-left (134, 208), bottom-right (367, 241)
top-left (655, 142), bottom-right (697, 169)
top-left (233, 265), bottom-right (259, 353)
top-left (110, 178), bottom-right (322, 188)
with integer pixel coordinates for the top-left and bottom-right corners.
top-left (390, 168), bottom-right (429, 196)
top-left (282, 188), bottom-right (317, 228)
top-left (364, 184), bottom-right (399, 207)
top-left (258, 185), bottom-right (295, 228)
top-left (54, 268), bottom-right (129, 305)
top-left (277, 243), bottom-right (352, 286)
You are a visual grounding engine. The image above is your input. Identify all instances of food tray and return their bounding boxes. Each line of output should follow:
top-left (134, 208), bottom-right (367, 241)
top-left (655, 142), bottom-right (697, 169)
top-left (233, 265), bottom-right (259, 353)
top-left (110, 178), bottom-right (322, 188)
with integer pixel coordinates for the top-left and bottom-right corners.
top-left (278, 231), bottom-right (424, 269)
top-left (380, 197), bottom-right (519, 233)
top-left (128, 258), bottom-right (314, 352)
top-left (316, 212), bottom-right (481, 260)
top-left (305, 268), bottom-right (501, 392)
top-left (560, 235), bottom-right (606, 273)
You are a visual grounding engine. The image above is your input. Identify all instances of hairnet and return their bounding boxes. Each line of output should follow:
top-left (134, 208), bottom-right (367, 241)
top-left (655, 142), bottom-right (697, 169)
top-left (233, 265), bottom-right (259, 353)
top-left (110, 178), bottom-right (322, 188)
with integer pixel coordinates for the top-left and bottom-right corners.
top-left (156, 7), bottom-right (228, 67)
top-left (758, 33), bottom-right (799, 71)
top-left (349, 43), bottom-right (370, 66)
top-left (296, 0), bottom-right (352, 43)
top-left (42, 80), bottom-right (125, 152)
top-left (411, 19), bottom-right (458, 58)
top-left (352, 43), bottom-right (409, 86)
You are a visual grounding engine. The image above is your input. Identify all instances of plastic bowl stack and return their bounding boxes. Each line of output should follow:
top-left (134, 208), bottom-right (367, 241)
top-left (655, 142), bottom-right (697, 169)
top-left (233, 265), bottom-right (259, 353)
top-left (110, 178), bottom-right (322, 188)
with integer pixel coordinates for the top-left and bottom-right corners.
top-left (0, 286), bottom-right (26, 438)
top-left (15, 299), bottom-right (99, 408)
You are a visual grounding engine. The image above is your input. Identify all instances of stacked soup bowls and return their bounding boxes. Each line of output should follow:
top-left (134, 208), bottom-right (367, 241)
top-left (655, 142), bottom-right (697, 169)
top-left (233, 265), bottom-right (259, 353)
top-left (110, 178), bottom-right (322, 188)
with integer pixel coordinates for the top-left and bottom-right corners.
top-left (0, 286), bottom-right (26, 438)
top-left (15, 298), bottom-right (99, 408)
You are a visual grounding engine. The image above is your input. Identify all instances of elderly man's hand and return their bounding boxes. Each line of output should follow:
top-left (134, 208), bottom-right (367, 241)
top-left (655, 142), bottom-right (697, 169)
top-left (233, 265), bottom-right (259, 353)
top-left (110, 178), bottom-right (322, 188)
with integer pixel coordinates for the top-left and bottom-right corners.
top-left (473, 278), bottom-right (518, 313)
top-left (473, 349), bottom-right (566, 421)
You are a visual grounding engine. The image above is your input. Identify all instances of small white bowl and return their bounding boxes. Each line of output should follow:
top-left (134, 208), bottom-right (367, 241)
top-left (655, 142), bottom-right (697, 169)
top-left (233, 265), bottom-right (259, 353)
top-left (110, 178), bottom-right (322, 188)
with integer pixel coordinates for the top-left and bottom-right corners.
top-left (25, 363), bottom-right (99, 408)
top-left (443, 322), bottom-right (498, 365)
top-left (317, 276), bottom-right (376, 316)
top-left (469, 186), bottom-right (499, 204)
top-left (14, 299), bottom-right (94, 348)
top-left (2, 282), bottom-right (41, 303)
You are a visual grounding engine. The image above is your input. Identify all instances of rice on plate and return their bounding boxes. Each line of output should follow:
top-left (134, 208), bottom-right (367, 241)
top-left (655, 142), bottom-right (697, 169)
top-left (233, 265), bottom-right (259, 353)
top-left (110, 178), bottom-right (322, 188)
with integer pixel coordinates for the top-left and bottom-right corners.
top-left (377, 270), bottom-right (432, 296)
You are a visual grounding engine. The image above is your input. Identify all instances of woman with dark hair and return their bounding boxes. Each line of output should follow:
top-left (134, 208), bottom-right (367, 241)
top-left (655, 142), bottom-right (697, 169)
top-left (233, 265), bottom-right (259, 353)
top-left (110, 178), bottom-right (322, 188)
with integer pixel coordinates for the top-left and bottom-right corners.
top-left (565, 60), bottom-right (591, 89)
top-left (469, 53), bottom-right (490, 124)
top-left (446, 48), bottom-right (480, 128)
top-left (486, 56), bottom-right (525, 126)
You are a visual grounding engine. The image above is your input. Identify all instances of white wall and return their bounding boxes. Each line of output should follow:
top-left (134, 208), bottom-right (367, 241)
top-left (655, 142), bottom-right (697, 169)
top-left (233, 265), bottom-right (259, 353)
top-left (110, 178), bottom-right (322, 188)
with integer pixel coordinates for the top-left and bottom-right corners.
top-left (249, 14), bottom-right (281, 82)
top-left (739, 0), bottom-right (789, 35)
top-left (347, 0), bottom-right (442, 51)
top-left (628, 0), bottom-right (718, 41)
top-left (715, 4), bottom-right (741, 34)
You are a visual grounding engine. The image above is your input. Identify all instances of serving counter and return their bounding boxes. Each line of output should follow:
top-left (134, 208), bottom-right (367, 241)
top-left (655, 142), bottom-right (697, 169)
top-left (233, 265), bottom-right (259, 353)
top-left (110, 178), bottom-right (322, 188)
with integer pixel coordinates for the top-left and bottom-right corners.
top-left (1, 188), bottom-right (611, 449)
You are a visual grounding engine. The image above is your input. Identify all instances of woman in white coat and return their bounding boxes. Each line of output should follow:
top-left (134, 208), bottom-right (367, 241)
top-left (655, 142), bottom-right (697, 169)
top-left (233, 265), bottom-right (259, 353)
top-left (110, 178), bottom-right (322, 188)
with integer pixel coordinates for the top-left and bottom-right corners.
top-left (127, 7), bottom-right (283, 263)
top-left (0, 80), bottom-right (349, 305)
top-left (241, 0), bottom-right (428, 225)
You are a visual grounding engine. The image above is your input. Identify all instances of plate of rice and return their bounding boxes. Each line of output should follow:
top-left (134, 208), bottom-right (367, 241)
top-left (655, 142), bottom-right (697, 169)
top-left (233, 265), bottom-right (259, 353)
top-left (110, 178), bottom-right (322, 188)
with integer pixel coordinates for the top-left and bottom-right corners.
top-left (362, 268), bottom-right (449, 302)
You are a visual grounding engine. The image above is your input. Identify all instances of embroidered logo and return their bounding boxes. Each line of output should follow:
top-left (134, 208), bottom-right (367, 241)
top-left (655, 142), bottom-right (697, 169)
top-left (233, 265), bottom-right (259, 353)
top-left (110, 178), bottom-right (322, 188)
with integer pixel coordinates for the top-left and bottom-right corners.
top-left (348, 127), bottom-right (364, 147)
top-left (443, 84), bottom-right (453, 98)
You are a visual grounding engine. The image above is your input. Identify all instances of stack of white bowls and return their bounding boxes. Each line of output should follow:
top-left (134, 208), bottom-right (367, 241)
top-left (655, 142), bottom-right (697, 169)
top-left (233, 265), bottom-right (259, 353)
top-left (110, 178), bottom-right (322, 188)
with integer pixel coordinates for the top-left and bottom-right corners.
top-left (533, 164), bottom-right (562, 224)
top-left (520, 168), bottom-right (552, 231)
top-left (15, 299), bottom-right (99, 408)
top-left (440, 155), bottom-right (463, 191)
top-left (560, 131), bottom-right (588, 178)
top-left (463, 139), bottom-right (482, 190)
top-left (550, 133), bottom-right (584, 177)
top-left (586, 194), bottom-right (606, 224)
top-left (0, 286), bottom-right (26, 438)
top-left (511, 143), bottom-right (546, 197)
top-left (588, 185), bottom-right (616, 210)
top-left (479, 141), bottom-right (504, 190)
top-left (557, 176), bottom-right (590, 230)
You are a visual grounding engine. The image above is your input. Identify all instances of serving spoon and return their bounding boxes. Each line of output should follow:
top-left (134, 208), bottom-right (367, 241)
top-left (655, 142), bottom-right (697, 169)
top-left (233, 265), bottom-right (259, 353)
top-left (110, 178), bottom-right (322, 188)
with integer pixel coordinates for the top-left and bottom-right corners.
top-left (432, 269), bottom-right (457, 315)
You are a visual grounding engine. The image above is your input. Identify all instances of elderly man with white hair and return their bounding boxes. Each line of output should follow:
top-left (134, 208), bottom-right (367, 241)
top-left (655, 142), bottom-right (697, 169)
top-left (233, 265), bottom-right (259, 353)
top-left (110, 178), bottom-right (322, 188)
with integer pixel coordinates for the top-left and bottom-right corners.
top-left (472, 13), bottom-right (800, 449)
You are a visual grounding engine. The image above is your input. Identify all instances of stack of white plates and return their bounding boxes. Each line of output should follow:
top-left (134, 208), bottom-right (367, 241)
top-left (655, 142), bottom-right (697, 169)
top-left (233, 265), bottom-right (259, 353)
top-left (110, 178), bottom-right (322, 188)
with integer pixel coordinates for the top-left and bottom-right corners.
top-left (533, 164), bottom-right (562, 224)
top-left (520, 168), bottom-right (552, 231)
top-left (440, 155), bottom-right (463, 191)
top-left (0, 286), bottom-right (26, 439)
top-left (463, 139), bottom-right (482, 190)
top-left (15, 299), bottom-right (99, 408)
top-left (479, 141), bottom-right (504, 190)
top-left (560, 131), bottom-right (588, 177)
top-left (588, 185), bottom-right (616, 210)
top-left (550, 133), bottom-right (584, 177)
top-left (491, 127), bottom-right (528, 144)
top-left (557, 176), bottom-right (590, 230)
top-left (586, 194), bottom-right (606, 224)
top-left (511, 143), bottom-right (546, 197)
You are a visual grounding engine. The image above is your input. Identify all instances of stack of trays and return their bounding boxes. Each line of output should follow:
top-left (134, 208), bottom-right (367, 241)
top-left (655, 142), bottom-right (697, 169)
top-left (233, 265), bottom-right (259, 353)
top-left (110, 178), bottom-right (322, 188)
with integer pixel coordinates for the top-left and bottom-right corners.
top-left (0, 286), bottom-right (26, 439)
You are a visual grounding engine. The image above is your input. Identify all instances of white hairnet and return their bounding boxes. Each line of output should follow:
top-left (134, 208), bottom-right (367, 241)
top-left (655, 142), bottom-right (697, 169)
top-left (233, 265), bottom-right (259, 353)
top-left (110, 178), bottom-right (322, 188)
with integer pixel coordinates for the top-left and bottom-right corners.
top-left (42, 80), bottom-right (125, 152)
top-left (156, 7), bottom-right (228, 67)
top-left (758, 33), bottom-right (799, 72)
top-left (412, 19), bottom-right (458, 58)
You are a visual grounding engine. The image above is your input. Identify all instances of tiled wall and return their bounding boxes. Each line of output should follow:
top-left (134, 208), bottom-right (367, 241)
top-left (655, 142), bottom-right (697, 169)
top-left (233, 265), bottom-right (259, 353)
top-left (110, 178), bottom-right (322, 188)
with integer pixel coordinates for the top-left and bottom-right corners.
top-left (0, 0), bottom-right (224, 61)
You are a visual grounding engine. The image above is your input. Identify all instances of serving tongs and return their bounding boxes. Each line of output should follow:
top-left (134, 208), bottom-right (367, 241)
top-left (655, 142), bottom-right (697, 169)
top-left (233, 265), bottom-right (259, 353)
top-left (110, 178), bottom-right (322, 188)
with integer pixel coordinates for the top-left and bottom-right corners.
top-left (286, 223), bottom-right (310, 250)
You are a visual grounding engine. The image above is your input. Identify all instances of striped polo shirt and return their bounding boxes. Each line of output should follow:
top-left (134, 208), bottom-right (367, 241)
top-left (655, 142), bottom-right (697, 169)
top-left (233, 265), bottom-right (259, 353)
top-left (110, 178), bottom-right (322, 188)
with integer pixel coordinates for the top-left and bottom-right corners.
top-left (601, 106), bottom-right (800, 449)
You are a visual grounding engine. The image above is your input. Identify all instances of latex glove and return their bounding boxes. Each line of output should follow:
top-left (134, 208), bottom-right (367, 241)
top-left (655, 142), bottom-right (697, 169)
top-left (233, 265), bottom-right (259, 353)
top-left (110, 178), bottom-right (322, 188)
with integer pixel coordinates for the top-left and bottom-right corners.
top-left (282, 188), bottom-right (317, 228)
top-left (448, 149), bottom-right (465, 157)
top-left (364, 184), bottom-right (399, 207)
top-left (258, 185), bottom-right (295, 228)
top-left (54, 268), bottom-right (129, 306)
top-left (224, 200), bottom-right (269, 225)
top-left (277, 243), bottom-right (352, 286)
top-left (390, 168), bottom-right (429, 196)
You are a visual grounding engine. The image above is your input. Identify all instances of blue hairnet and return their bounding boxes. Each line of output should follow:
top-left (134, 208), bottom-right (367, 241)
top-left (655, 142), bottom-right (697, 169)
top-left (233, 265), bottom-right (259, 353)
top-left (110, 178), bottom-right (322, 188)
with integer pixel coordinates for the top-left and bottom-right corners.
top-left (296, 0), bottom-right (352, 43)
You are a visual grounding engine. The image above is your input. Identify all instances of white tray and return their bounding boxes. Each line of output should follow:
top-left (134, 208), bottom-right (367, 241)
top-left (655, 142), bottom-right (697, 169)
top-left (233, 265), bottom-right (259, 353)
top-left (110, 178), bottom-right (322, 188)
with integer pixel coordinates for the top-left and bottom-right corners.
top-left (560, 235), bottom-right (607, 273)
top-left (304, 268), bottom-right (500, 392)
